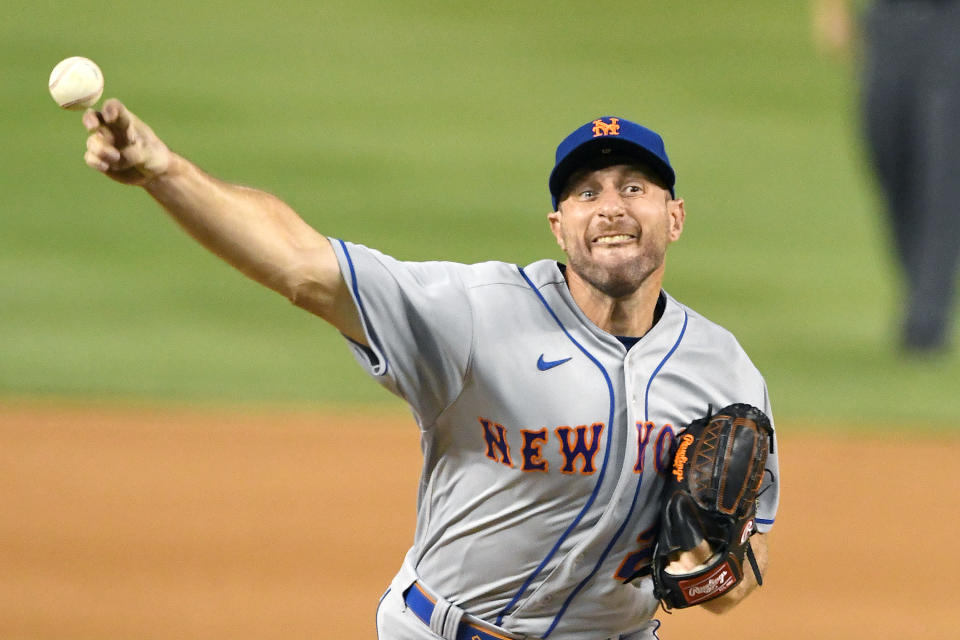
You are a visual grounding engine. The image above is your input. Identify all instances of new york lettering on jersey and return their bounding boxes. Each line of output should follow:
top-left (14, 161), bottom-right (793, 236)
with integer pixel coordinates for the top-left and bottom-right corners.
top-left (330, 236), bottom-right (778, 639)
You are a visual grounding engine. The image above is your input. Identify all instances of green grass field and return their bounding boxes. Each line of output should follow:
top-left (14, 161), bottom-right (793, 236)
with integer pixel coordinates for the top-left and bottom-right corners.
top-left (2, 1), bottom-right (957, 425)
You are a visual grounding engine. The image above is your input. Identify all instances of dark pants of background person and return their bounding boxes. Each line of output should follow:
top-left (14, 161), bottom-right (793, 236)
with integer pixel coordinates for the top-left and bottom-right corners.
top-left (862, 0), bottom-right (960, 352)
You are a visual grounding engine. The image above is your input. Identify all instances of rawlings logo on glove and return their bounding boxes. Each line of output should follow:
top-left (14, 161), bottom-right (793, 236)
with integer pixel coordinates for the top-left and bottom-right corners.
top-left (651, 403), bottom-right (773, 610)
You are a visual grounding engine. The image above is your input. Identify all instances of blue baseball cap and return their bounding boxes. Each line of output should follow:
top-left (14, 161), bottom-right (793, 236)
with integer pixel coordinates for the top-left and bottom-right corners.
top-left (548, 116), bottom-right (675, 209)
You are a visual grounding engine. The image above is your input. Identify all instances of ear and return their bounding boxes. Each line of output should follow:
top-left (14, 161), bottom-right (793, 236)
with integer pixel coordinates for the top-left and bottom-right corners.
top-left (548, 209), bottom-right (566, 251)
top-left (667, 198), bottom-right (686, 243)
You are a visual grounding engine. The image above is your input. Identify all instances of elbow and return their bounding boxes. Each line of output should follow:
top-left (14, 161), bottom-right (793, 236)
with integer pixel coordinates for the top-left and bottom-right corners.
top-left (279, 259), bottom-right (347, 324)
top-left (277, 244), bottom-right (343, 316)
top-left (283, 273), bottom-right (332, 314)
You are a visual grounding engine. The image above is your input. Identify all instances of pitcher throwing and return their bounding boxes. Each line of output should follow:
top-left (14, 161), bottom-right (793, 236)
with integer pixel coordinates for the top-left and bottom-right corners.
top-left (81, 101), bottom-right (780, 639)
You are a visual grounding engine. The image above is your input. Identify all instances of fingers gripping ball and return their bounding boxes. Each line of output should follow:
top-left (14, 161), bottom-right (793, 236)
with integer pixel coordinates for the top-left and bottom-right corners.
top-left (49, 57), bottom-right (104, 111)
top-left (651, 404), bottom-right (773, 609)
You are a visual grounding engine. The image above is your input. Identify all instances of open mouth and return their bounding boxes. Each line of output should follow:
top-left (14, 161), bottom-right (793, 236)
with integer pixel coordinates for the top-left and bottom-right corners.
top-left (592, 233), bottom-right (636, 245)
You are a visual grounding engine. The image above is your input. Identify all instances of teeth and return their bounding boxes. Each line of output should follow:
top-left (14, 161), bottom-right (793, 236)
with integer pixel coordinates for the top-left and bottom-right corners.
top-left (595, 234), bottom-right (633, 244)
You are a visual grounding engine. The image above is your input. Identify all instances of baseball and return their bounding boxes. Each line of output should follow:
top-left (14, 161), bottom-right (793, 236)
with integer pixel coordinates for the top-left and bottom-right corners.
top-left (48, 56), bottom-right (104, 111)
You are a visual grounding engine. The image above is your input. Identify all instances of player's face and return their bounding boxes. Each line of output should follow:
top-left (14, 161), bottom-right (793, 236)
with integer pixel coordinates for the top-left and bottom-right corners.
top-left (549, 164), bottom-right (685, 299)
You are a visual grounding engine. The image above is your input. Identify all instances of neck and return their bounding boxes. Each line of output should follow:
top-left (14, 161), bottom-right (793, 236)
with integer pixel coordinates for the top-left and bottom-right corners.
top-left (565, 266), bottom-right (664, 337)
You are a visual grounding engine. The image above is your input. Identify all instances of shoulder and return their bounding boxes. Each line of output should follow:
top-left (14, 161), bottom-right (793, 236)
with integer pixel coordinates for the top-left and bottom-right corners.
top-left (666, 292), bottom-right (767, 384)
top-left (333, 240), bottom-right (506, 281)
top-left (669, 294), bottom-right (749, 350)
top-left (445, 258), bottom-right (563, 292)
top-left (332, 240), bottom-right (556, 294)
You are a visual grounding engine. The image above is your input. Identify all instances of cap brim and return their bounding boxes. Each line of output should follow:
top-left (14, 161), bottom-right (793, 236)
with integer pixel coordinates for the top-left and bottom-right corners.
top-left (549, 138), bottom-right (675, 207)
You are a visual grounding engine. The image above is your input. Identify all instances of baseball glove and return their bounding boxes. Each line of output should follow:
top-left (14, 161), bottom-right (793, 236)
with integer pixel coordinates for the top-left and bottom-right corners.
top-left (651, 403), bottom-right (773, 610)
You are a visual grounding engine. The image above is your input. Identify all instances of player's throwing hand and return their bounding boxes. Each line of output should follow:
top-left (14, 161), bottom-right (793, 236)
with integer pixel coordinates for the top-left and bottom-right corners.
top-left (82, 99), bottom-right (171, 186)
top-left (69, 107), bottom-right (782, 638)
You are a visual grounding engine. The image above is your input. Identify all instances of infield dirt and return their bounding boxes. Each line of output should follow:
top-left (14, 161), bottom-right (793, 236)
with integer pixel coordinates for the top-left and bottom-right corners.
top-left (2, 404), bottom-right (957, 639)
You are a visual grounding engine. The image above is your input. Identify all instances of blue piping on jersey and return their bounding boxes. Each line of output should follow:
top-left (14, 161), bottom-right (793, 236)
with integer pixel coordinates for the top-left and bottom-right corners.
top-left (543, 311), bottom-right (688, 638)
top-left (543, 455), bottom-right (647, 638)
top-left (336, 239), bottom-right (389, 375)
top-left (374, 587), bottom-right (390, 639)
top-left (644, 310), bottom-right (687, 421)
top-left (499, 266), bottom-right (617, 630)
top-left (756, 517), bottom-right (775, 526)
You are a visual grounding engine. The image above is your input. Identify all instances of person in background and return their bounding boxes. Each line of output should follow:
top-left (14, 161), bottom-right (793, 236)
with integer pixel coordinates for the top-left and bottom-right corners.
top-left (813, 0), bottom-right (960, 354)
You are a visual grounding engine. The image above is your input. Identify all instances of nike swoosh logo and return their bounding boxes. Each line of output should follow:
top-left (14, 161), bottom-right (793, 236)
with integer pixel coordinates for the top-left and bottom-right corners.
top-left (537, 354), bottom-right (572, 371)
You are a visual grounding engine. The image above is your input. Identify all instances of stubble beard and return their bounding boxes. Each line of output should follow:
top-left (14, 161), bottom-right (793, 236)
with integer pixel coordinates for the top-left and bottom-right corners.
top-left (566, 245), bottom-right (666, 300)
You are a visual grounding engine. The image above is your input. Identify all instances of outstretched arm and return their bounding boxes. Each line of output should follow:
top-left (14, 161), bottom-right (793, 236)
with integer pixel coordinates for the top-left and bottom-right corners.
top-left (82, 99), bottom-right (365, 344)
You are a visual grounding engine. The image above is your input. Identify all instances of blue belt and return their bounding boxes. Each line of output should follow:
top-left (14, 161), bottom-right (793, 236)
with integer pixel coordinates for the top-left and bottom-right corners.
top-left (403, 582), bottom-right (514, 640)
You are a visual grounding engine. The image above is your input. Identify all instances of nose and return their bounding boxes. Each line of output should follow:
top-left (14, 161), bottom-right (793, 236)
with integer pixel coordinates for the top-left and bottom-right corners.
top-left (595, 190), bottom-right (626, 218)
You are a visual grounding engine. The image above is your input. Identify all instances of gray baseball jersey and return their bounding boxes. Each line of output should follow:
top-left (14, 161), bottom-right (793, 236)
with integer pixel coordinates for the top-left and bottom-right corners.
top-left (331, 240), bottom-right (780, 640)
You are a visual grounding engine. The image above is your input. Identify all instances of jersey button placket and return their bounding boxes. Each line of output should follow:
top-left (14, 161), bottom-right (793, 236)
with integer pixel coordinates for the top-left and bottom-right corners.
top-left (623, 350), bottom-right (644, 419)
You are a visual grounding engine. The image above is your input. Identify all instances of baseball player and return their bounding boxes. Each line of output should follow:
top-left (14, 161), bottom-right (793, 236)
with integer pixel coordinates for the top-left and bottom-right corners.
top-left (81, 101), bottom-right (780, 639)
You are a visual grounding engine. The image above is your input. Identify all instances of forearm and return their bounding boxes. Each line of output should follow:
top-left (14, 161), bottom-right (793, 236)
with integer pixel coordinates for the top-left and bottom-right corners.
top-left (143, 154), bottom-right (331, 298)
top-left (700, 533), bottom-right (769, 615)
top-left (144, 155), bottom-right (365, 341)
top-left (83, 99), bottom-right (364, 342)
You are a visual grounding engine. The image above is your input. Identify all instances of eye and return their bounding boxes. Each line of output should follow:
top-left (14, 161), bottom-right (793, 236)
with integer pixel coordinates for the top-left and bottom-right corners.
top-left (578, 189), bottom-right (596, 199)
top-left (624, 183), bottom-right (644, 195)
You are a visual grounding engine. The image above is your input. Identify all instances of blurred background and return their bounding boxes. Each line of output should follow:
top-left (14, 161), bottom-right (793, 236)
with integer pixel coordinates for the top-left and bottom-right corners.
top-left (3, 0), bottom-right (956, 424)
top-left (2, 2), bottom-right (959, 639)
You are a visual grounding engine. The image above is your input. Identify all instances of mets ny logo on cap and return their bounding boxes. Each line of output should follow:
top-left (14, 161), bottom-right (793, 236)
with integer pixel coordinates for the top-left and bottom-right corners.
top-left (592, 117), bottom-right (620, 137)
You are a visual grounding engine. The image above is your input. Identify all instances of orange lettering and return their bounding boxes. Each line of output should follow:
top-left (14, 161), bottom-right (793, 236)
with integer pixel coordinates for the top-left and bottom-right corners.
top-left (672, 433), bottom-right (694, 481)
top-left (591, 117), bottom-right (620, 137)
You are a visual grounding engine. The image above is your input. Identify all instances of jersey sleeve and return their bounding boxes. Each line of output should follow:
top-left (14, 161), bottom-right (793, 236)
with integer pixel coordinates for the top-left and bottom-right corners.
top-left (755, 382), bottom-right (779, 534)
top-left (713, 348), bottom-right (780, 533)
top-left (695, 314), bottom-right (780, 534)
top-left (330, 239), bottom-right (474, 425)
